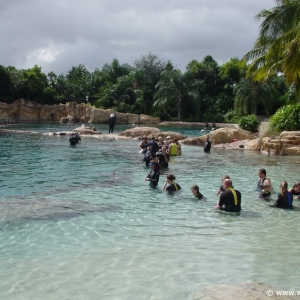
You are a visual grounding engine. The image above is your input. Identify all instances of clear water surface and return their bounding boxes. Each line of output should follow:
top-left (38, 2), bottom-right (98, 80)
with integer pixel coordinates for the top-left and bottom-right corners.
top-left (0, 122), bottom-right (299, 300)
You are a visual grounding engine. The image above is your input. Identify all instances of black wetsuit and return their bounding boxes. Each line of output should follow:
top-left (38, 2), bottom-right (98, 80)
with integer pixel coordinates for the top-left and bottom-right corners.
top-left (156, 152), bottom-right (170, 168)
top-left (194, 192), bottom-right (204, 199)
top-left (108, 116), bottom-right (116, 133)
top-left (204, 140), bottom-right (211, 153)
top-left (218, 188), bottom-right (241, 212)
top-left (146, 170), bottom-right (160, 188)
top-left (148, 140), bottom-right (159, 156)
top-left (271, 192), bottom-right (293, 208)
top-left (166, 182), bottom-right (181, 193)
top-left (259, 190), bottom-right (271, 200)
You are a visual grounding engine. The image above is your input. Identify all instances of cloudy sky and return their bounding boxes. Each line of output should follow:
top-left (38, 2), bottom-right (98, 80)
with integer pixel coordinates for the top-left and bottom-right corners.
top-left (1, 0), bottom-right (275, 75)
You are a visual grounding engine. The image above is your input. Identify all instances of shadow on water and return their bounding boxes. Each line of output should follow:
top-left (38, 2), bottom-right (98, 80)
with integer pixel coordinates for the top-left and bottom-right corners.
top-left (0, 199), bottom-right (121, 230)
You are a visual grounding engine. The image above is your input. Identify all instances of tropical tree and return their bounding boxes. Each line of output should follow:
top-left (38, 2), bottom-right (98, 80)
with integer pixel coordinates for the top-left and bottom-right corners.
top-left (154, 62), bottom-right (201, 121)
top-left (244, 0), bottom-right (300, 97)
top-left (0, 65), bottom-right (12, 102)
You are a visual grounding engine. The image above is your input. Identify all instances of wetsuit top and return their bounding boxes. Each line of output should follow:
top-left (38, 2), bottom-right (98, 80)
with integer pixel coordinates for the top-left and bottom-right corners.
top-left (147, 170), bottom-right (160, 187)
top-left (169, 143), bottom-right (178, 156)
top-left (166, 182), bottom-right (181, 192)
top-left (193, 192), bottom-right (204, 199)
top-left (139, 141), bottom-right (148, 149)
top-left (272, 191), bottom-right (293, 208)
top-left (148, 141), bottom-right (159, 155)
top-left (219, 185), bottom-right (226, 193)
top-left (109, 116), bottom-right (116, 126)
top-left (259, 190), bottom-right (271, 199)
top-left (156, 152), bottom-right (170, 168)
top-left (257, 177), bottom-right (268, 189)
top-left (204, 141), bottom-right (211, 153)
top-left (218, 188), bottom-right (241, 212)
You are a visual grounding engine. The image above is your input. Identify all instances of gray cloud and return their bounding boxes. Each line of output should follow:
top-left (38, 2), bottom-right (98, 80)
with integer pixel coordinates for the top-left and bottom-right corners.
top-left (0, 0), bottom-right (275, 75)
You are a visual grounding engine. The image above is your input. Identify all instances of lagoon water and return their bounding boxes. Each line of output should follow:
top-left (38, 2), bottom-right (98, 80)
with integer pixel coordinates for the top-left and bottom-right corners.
top-left (0, 123), bottom-right (299, 299)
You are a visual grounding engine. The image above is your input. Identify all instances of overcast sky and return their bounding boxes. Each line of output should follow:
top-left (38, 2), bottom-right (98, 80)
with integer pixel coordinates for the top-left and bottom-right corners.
top-left (0, 0), bottom-right (275, 75)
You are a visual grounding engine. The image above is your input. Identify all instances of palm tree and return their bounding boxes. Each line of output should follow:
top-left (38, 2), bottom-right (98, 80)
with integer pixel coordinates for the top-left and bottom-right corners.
top-left (154, 62), bottom-right (201, 121)
top-left (244, 0), bottom-right (300, 96)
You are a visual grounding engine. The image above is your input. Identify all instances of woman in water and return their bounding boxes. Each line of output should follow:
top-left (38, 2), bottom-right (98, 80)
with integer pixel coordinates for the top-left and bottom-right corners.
top-left (145, 162), bottom-right (160, 188)
top-left (162, 174), bottom-right (181, 193)
top-left (270, 181), bottom-right (293, 208)
top-left (191, 185), bottom-right (204, 199)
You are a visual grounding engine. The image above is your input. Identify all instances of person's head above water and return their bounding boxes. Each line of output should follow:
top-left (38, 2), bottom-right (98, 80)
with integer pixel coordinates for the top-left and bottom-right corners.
top-left (166, 174), bottom-right (176, 182)
top-left (223, 179), bottom-right (233, 189)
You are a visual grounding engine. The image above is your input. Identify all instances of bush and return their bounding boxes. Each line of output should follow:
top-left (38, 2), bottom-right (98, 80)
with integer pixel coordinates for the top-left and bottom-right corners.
top-left (258, 121), bottom-right (279, 138)
top-left (270, 103), bottom-right (300, 131)
top-left (238, 115), bottom-right (260, 133)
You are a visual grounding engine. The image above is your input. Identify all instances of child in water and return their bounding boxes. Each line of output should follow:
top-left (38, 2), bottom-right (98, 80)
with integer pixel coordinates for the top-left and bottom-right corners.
top-left (191, 185), bottom-right (204, 199)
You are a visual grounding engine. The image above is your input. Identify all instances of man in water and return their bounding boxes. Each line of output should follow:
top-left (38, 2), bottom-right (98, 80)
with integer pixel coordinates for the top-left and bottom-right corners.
top-left (203, 136), bottom-right (211, 153)
top-left (108, 114), bottom-right (116, 133)
top-left (216, 179), bottom-right (241, 212)
top-left (257, 168), bottom-right (273, 191)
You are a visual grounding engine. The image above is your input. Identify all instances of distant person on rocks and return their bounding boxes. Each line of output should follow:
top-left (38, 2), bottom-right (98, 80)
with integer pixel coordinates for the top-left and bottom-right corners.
top-left (108, 114), bottom-right (116, 134)
top-left (191, 185), bottom-right (204, 199)
top-left (216, 179), bottom-right (241, 212)
top-left (270, 181), bottom-right (293, 208)
top-left (203, 136), bottom-right (211, 153)
top-left (163, 174), bottom-right (181, 193)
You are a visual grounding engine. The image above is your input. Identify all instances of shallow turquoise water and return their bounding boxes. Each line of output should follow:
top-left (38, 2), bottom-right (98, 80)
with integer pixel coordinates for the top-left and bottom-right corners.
top-left (0, 123), bottom-right (299, 299)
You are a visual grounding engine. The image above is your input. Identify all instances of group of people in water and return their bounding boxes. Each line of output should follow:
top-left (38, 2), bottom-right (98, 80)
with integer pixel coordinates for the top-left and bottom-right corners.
top-left (140, 136), bottom-right (300, 213)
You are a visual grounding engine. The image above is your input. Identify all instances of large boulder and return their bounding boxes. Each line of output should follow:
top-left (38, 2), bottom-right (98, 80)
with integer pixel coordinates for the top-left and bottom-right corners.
top-left (139, 114), bottom-right (161, 124)
top-left (260, 131), bottom-right (300, 155)
top-left (40, 104), bottom-right (68, 121)
top-left (119, 127), bottom-right (186, 140)
top-left (181, 128), bottom-right (256, 146)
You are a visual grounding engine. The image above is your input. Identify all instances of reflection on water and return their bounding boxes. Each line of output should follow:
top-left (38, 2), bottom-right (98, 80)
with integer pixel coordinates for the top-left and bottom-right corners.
top-left (0, 123), bottom-right (299, 299)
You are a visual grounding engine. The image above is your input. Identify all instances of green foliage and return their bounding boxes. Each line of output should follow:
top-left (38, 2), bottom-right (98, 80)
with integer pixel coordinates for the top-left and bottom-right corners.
top-left (270, 103), bottom-right (300, 130)
top-left (0, 65), bottom-right (12, 102)
top-left (224, 110), bottom-right (240, 123)
top-left (238, 115), bottom-right (260, 132)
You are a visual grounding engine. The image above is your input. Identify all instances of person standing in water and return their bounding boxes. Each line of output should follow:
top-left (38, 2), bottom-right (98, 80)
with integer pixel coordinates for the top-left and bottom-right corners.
top-left (191, 185), bottom-right (204, 199)
top-left (204, 136), bottom-right (211, 153)
top-left (216, 179), bottom-right (241, 212)
top-left (108, 114), bottom-right (116, 134)
top-left (145, 162), bottom-right (160, 188)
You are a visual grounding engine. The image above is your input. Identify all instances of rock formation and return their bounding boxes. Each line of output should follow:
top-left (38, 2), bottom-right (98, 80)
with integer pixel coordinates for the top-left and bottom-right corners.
top-left (0, 99), bottom-right (161, 124)
top-left (119, 127), bottom-right (186, 140)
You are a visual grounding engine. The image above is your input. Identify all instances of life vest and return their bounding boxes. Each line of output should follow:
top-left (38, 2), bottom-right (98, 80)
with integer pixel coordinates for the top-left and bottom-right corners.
top-left (257, 177), bottom-right (268, 189)
top-left (169, 143), bottom-right (178, 156)
top-left (172, 183), bottom-right (179, 191)
top-left (228, 188), bottom-right (238, 205)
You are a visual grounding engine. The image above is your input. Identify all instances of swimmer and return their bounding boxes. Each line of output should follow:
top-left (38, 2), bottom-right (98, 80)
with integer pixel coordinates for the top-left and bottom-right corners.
top-left (270, 181), bottom-right (293, 208)
top-left (162, 174), bottom-right (181, 193)
top-left (289, 182), bottom-right (300, 200)
top-left (216, 175), bottom-right (230, 196)
top-left (191, 185), bottom-right (204, 199)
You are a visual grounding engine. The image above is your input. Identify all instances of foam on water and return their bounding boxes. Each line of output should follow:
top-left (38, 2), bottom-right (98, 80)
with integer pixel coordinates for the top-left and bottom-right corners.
top-left (0, 123), bottom-right (299, 299)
